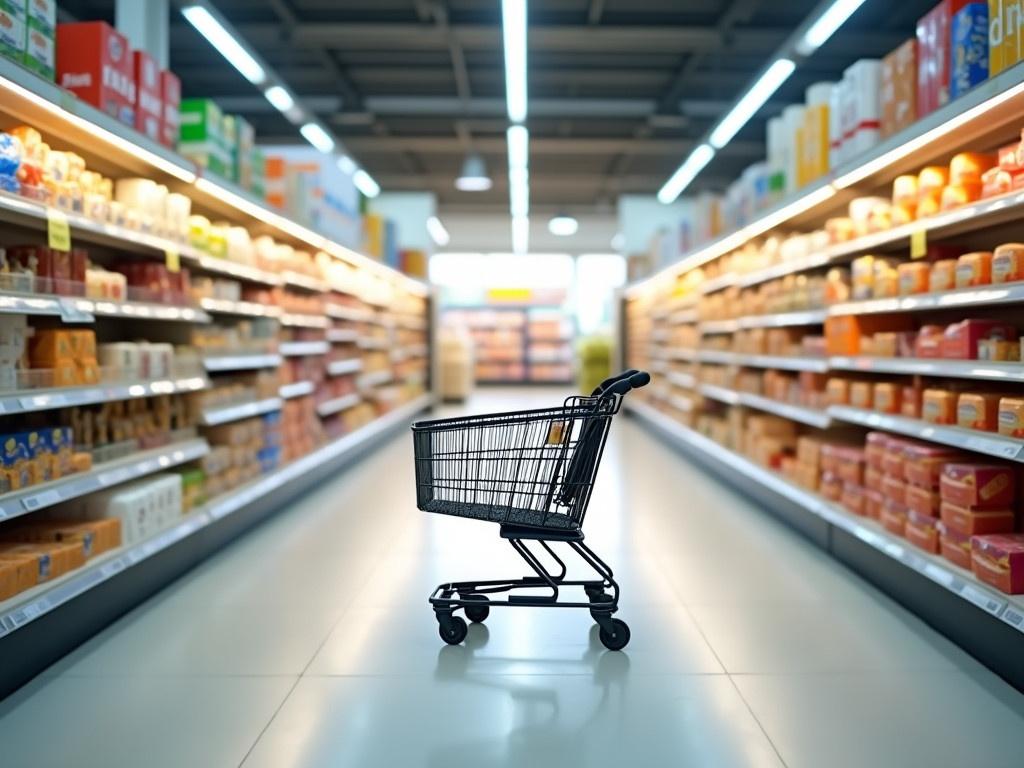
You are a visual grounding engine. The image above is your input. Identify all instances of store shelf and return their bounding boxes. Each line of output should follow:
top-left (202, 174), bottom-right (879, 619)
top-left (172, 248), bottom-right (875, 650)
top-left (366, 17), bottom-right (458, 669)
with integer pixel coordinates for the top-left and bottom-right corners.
top-left (358, 370), bottom-right (392, 388)
top-left (739, 392), bottom-right (832, 429)
top-left (190, 256), bottom-right (282, 287)
top-left (0, 292), bottom-right (75, 318)
top-left (0, 374), bottom-right (209, 416)
top-left (828, 405), bottom-right (1024, 461)
top-left (699, 274), bottom-right (735, 295)
top-left (740, 309), bottom-right (827, 328)
top-left (316, 393), bottom-right (362, 417)
top-left (696, 349), bottom-right (737, 365)
top-left (203, 353), bottom-right (283, 372)
top-left (279, 380), bottom-right (316, 399)
top-left (326, 328), bottom-right (359, 343)
top-left (699, 383), bottom-right (741, 405)
top-left (734, 354), bottom-right (829, 373)
top-left (199, 297), bottom-right (283, 319)
top-left (667, 394), bottom-right (695, 412)
top-left (280, 312), bottom-right (330, 329)
top-left (628, 398), bottom-right (1024, 634)
top-left (829, 283), bottom-right (1024, 316)
top-left (326, 358), bottom-right (363, 376)
top-left (668, 348), bottom-right (698, 362)
top-left (829, 356), bottom-right (1024, 382)
top-left (282, 271), bottom-right (329, 293)
top-left (357, 337), bottom-right (390, 350)
top-left (0, 394), bottom-right (433, 641)
top-left (0, 438), bottom-right (209, 523)
top-left (74, 298), bottom-right (209, 324)
top-left (666, 370), bottom-right (696, 389)
top-left (279, 341), bottom-right (329, 357)
top-left (201, 397), bottom-right (282, 427)
top-left (735, 252), bottom-right (838, 289)
top-left (699, 319), bottom-right (740, 334)
top-left (325, 304), bottom-right (373, 322)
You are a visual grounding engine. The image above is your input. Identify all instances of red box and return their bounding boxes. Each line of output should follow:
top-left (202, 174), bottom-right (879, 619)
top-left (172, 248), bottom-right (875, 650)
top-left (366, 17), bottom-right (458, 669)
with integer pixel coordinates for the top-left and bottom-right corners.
top-left (865, 489), bottom-right (884, 520)
top-left (883, 475), bottom-right (907, 505)
top-left (939, 522), bottom-right (973, 568)
top-left (903, 443), bottom-right (963, 488)
top-left (865, 465), bottom-right (883, 493)
top-left (133, 50), bottom-right (162, 142)
top-left (881, 498), bottom-right (909, 535)
top-left (940, 462), bottom-right (1016, 508)
top-left (972, 534), bottom-right (1024, 594)
top-left (940, 500), bottom-right (1016, 535)
top-left (906, 483), bottom-right (942, 516)
top-left (916, 0), bottom-right (952, 117)
top-left (906, 509), bottom-right (941, 552)
top-left (160, 70), bottom-right (181, 149)
top-left (941, 319), bottom-right (1018, 359)
top-left (57, 22), bottom-right (136, 126)
top-left (841, 482), bottom-right (866, 516)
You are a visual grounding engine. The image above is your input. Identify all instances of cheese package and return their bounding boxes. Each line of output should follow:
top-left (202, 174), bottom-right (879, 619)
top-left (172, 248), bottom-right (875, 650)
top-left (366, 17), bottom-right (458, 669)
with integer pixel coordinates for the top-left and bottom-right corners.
top-left (898, 262), bottom-right (930, 295)
top-left (992, 242), bottom-right (1024, 283)
top-left (940, 500), bottom-right (1016, 535)
top-left (971, 534), bottom-right (1024, 593)
top-left (825, 314), bottom-right (914, 356)
top-left (901, 384), bottom-right (925, 418)
top-left (929, 259), bottom-right (958, 292)
top-left (906, 509), bottom-right (942, 552)
top-left (922, 388), bottom-right (958, 424)
top-left (881, 40), bottom-right (918, 137)
top-left (998, 396), bottom-right (1024, 437)
top-left (956, 392), bottom-right (1003, 431)
top-left (941, 183), bottom-right (981, 210)
top-left (850, 381), bottom-right (874, 409)
top-left (906, 483), bottom-right (942, 516)
top-left (865, 432), bottom-right (889, 469)
top-left (950, 151), bottom-right (997, 185)
top-left (881, 498), bottom-right (909, 535)
top-left (841, 482), bottom-right (866, 516)
top-left (820, 471), bottom-right (842, 501)
top-left (866, 465), bottom-right (883, 492)
top-left (940, 462), bottom-right (1016, 507)
top-left (939, 521), bottom-right (973, 568)
top-left (954, 251), bottom-right (993, 288)
top-left (873, 382), bottom-right (902, 414)
top-left (917, 0), bottom-right (953, 116)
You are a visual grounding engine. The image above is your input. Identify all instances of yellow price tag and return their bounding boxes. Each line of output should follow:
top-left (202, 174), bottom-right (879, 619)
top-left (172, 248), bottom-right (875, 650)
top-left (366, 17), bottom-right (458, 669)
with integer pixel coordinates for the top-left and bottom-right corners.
top-left (165, 248), bottom-right (180, 273)
top-left (47, 208), bottom-right (71, 251)
top-left (910, 227), bottom-right (927, 259)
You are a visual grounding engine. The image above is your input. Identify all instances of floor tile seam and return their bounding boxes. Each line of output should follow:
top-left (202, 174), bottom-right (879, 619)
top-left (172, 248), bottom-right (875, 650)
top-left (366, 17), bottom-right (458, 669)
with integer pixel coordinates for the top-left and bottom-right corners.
top-left (301, 670), bottom-right (733, 679)
top-left (725, 671), bottom-right (791, 768)
top-left (236, 674), bottom-right (304, 768)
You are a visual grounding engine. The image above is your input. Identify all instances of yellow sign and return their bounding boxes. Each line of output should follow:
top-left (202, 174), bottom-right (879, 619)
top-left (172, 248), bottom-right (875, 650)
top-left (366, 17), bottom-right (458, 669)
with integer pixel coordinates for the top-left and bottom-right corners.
top-left (487, 287), bottom-right (532, 302)
top-left (910, 227), bottom-right (927, 259)
top-left (46, 208), bottom-right (71, 251)
top-left (165, 248), bottom-right (180, 273)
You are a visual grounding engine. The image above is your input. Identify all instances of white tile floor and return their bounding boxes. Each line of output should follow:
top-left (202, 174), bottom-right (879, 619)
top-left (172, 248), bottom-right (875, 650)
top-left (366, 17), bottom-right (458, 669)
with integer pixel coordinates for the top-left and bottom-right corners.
top-left (2, 387), bottom-right (1024, 768)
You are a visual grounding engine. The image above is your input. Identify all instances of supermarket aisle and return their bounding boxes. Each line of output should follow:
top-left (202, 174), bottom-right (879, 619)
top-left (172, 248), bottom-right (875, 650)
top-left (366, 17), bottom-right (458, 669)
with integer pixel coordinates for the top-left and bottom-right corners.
top-left (1, 389), bottom-right (1024, 768)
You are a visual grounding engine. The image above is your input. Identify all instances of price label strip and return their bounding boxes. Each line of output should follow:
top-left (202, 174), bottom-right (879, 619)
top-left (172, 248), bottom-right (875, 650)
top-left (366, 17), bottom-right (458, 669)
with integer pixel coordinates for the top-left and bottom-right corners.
top-left (910, 226), bottom-right (927, 259)
top-left (47, 208), bottom-right (71, 251)
top-left (165, 248), bottom-right (180, 273)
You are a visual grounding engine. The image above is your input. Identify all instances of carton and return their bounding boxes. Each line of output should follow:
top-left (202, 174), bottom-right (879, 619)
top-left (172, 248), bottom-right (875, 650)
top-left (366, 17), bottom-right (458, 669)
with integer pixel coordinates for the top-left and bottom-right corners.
top-left (950, 0), bottom-right (990, 98)
top-left (57, 22), bottom-right (135, 125)
top-left (957, 392), bottom-right (1003, 430)
top-left (940, 462), bottom-right (1016, 507)
top-left (160, 69), bottom-right (181, 150)
top-left (917, 0), bottom-right (953, 116)
top-left (940, 499), bottom-right (1016, 534)
top-left (881, 498), bottom-right (909, 535)
top-left (133, 50), bottom-right (162, 142)
top-left (0, 2), bottom-right (25, 62)
top-left (906, 510), bottom-right (942, 552)
top-left (989, 0), bottom-right (1024, 75)
top-left (939, 522), bottom-right (973, 568)
top-left (881, 40), bottom-right (918, 137)
top-left (972, 534), bottom-right (1024, 592)
top-left (24, 0), bottom-right (55, 80)
top-left (907, 483), bottom-right (942, 516)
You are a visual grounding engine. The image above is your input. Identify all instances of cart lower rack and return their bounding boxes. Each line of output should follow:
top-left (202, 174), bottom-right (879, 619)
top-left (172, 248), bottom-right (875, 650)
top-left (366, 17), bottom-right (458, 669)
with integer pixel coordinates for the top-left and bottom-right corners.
top-left (412, 369), bottom-right (650, 650)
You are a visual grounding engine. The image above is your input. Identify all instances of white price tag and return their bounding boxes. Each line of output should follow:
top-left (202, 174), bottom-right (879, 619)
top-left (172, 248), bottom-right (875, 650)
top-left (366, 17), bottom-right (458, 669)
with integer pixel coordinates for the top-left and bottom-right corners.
top-left (960, 584), bottom-right (1004, 616)
top-left (923, 562), bottom-right (955, 587)
top-left (964, 436), bottom-right (1021, 460)
top-left (57, 297), bottom-right (93, 323)
top-left (1002, 607), bottom-right (1024, 629)
top-left (21, 489), bottom-right (61, 511)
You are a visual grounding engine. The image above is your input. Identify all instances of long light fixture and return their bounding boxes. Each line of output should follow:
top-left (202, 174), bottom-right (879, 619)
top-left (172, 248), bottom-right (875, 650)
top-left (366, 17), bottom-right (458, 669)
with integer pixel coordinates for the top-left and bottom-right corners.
top-left (353, 169), bottom-right (381, 198)
top-left (181, 5), bottom-right (266, 86)
top-left (507, 125), bottom-right (529, 170)
top-left (263, 85), bottom-right (301, 124)
top-left (797, 0), bottom-right (870, 55)
top-left (502, 0), bottom-right (528, 123)
top-left (427, 216), bottom-right (450, 246)
top-left (657, 143), bottom-right (715, 204)
top-left (512, 215), bottom-right (530, 254)
top-left (708, 59), bottom-right (795, 149)
top-left (299, 122), bottom-right (335, 154)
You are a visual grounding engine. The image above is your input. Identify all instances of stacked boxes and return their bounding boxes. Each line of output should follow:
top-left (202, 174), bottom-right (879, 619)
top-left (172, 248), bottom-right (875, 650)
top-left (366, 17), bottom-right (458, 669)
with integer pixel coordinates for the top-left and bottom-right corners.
top-left (25, 0), bottom-right (55, 80)
top-left (881, 40), bottom-right (918, 137)
top-left (0, 426), bottom-right (73, 491)
top-left (234, 116), bottom-right (255, 188)
top-left (917, 0), bottom-right (953, 116)
top-left (160, 69), bottom-right (181, 150)
top-left (178, 99), bottom-right (231, 178)
top-left (940, 462), bottom-right (1017, 566)
top-left (29, 329), bottom-right (98, 386)
top-left (0, 3), bottom-right (25, 63)
top-left (950, 0), bottom-right (990, 98)
top-left (56, 22), bottom-right (136, 126)
top-left (133, 49), bottom-right (162, 143)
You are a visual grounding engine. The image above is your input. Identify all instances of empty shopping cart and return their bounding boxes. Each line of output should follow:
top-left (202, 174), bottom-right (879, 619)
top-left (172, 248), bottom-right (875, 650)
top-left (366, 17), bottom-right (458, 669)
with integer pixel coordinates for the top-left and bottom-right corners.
top-left (412, 369), bottom-right (650, 650)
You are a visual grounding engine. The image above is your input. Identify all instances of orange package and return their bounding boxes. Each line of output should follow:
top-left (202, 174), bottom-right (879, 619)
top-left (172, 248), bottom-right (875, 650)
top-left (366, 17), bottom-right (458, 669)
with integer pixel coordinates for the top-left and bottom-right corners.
top-left (824, 314), bottom-right (914, 356)
top-left (873, 382), bottom-right (902, 414)
top-left (956, 392), bottom-right (1002, 431)
top-left (841, 482), bottom-right (866, 516)
top-left (971, 535), bottom-right (1024, 594)
top-left (918, 165), bottom-right (949, 195)
top-left (881, 499), bottom-right (909, 536)
top-left (941, 184), bottom-right (982, 211)
top-left (903, 443), bottom-right (963, 488)
top-left (897, 262), bottom-right (930, 295)
top-left (882, 474), bottom-right (907, 505)
top-left (940, 501), bottom-right (1016, 535)
top-left (940, 463), bottom-right (1016, 508)
top-left (901, 385), bottom-right (924, 418)
top-left (865, 465), bottom-right (883, 492)
top-left (954, 252), bottom-right (993, 288)
top-left (906, 483), bottom-right (942, 516)
top-left (29, 329), bottom-right (75, 367)
top-left (929, 260), bottom-right (958, 292)
top-left (992, 243), bottom-right (1024, 283)
top-left (905, 510), bottom-right (941, 553)
top-left (998, 397), bottom-right (1024, 437)
top-left (865, 489), bottom-right (884, 520)
top-left (949, 152), bottom-right (997, 185)
top-left (865, 432), bottom-right (890, 469)
top-left (850, 381), bottom-right (874, 409)
top-left (922, 388), bottom-right (957, 424)
top-left (939, 522), bottom-right (973, 569)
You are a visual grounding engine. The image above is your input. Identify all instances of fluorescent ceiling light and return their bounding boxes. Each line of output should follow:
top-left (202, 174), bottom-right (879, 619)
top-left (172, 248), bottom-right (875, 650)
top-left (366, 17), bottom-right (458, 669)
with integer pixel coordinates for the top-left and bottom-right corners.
top-left (354, 169), bottom-right (381, 198)
top-left (709, 58), bottom-right (795, 149)
top-left (299, 122), bottom-right (335, 153)
top-left (263, 85), bottom-right (294, 112)
top-left (611, 232), bottom-right (625, 251)
top-left (427, 216), bottom-right (450, 246)
top-left (512, 215), bottom-right (529, 254)
top-left (509, 166), bottom-right (529, 216)
top-left (181, 5), bottom-right (266, 86)
top-left (548, 215), bottom-right (578, 236)
top-left (337, 155), bottom-right (357, 175)
top-left (455, 153), bottom-right (492, 191)
top-left (797, 0), bottom-right (869, 55)
top-left (506, 125), bottom-right (529, 170)
top-left (502, 0), bottom-right (528, 123)
top-left (658, 143), bottom-right (715, 204)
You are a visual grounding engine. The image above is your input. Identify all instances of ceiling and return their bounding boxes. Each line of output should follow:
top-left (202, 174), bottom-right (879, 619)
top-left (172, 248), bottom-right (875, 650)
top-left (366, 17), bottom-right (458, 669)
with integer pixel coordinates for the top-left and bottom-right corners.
top-left (59, 0), bottom-right (936, 216)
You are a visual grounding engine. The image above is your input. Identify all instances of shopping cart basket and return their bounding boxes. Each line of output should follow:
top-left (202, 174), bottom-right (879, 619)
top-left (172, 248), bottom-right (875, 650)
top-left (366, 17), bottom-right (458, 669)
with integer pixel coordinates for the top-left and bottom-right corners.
top-left (412, 368), bottom-right (650, 650)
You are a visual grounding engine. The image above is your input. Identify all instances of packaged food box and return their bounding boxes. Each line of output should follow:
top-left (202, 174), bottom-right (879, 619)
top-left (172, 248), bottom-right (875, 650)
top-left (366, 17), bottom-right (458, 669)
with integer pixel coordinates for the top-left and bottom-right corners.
top-left (0, 2), bottom-right (25, 61)
top-left (133, 49), bottom-right (162, 142)
top-left (922, 388), bottom-right (958, 424)
top-left (906, 483), bottom-right (942, 516)
top-left (906, 509), bottom-right (942, 552)
top-left (160, 69), bottom-right (181, 150)
top-left (825, 314), bottom-right (914, 356)
top-left (850, 381), bottom-right (874, 409)
top-left (57, 22), bottom-right (136, 126)
top-left (883, 474), bottom-right (907, 505)
top-left (826, 377), bottom-right (851, 405)
top-left (915, 325), bottom-right (946, 357)
top-left (820, 471), bottom-right (842, 501)
top-left (797, 436), bottom-right (822, 467)
top-left (954, 251), bottom-right (993, 288)
top-left (957, 392), bottom-right (1003, 431)
top-left (882, 441), bottom-right (911, 477)
top-left (901, 384), bottom-right (924, 418)
top-left (873, 382), bottom-right (902, 413)
top-left (939, 521), bottom-right (973, 568)
top-left (978, 338), bottom-right (1020, 361)
top-left (971, 534), bottom-right (1024, 593)
top-left (940, 462), bottom-right (1016, 507)
top-left (941, 319), bottom-right (1018, 359)
top-left (24, 1), bottom-right (55, 80)
top-left (917, 0), bottom-right (952, 116)
top-left (929, 259), bottom-right (958, 292)
top-left (992, 242), bottom-right (1024, 283)
top-left (865, 488), bottom-right (884, 519)
top-left (940, 500), bottom-right (1016, 535)
top-left (865, 432), bottom-right (889, 469)
top-left (950, 0), bottom-right (989, 99)
top-left (881, 39), bottom-right (918, 137)
top-left (998, 396), bottom-right (1024, 437)
top-left (881, 498), bottom-right (909, 535)
top-left (841, 482), bottom-right (866, 516)
top-left (898, 262), bottom-right (930, 295)
top-left (865, 465), bottom-right (883, 492)
top-left (903, 443), bottom-right (963, 487)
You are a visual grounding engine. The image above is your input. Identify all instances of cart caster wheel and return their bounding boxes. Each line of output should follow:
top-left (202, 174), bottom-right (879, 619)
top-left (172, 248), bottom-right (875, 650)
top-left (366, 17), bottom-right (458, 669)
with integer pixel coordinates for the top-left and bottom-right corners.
top-left (462, 595), bottom-right (490, 623)
top-left (588, 591), bottom-right (613, 621)
top-left (598, 618), bottom-right (630, 651)
top-left (439, 616), bottom-right (468, 645)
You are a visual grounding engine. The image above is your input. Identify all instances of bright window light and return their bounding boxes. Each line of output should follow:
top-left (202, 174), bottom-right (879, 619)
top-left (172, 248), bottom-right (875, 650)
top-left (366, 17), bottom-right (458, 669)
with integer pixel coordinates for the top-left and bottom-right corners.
top-left (181, 6), bottom-right (266, 86)
top-left (427, 216), bottom-right (450, 246)
top-left (337, 155), bottom-right (357, 175)
top-left (657, 143), bottom-right (715, 204)
top-left (797, 0), bottom-right (869, 55)
top-left (354, 169), bottom-right (381, 198)
top-left (507, 125), bottom-right (529, 170)
top-left (264, 85), bottom-right (294, 112)
top-left (548, 215), bottom-right (578, 236)
top-left (512, 215), bottom-right (530, 254)
top-left (509, 167), bottom-right (529, 216)
top-left (709, 59), bottom-right (795, 149)
top-left (502, 0), bottom-right (528, 123)
top-left (299, 122), bottom-right (335, 153)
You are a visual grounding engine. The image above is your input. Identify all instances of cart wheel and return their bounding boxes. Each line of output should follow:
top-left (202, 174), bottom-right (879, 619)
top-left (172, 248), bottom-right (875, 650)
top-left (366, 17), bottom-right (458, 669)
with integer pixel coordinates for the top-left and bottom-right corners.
top-left (439, 615), bottom-right (468, 645)
top-left (598, 618), bottom-right (630, 651)
top-left (462, 595), bottom-right (490, 623)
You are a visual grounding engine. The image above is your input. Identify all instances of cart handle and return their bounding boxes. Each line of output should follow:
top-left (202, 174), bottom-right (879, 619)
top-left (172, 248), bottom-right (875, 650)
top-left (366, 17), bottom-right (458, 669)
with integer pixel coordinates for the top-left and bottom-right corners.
top-left (592, 369), bottom-right (650, 397)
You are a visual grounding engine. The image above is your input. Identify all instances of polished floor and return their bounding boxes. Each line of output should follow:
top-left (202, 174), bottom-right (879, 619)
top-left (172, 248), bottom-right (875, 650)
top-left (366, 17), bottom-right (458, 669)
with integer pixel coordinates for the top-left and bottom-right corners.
top-left (2, 388), bottom-right (1024, 768)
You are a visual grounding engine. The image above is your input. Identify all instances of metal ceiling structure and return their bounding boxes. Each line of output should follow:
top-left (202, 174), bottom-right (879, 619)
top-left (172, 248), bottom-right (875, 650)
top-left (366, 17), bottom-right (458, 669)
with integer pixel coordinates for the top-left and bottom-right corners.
top-left (59, 0), bottom-right (935, 215)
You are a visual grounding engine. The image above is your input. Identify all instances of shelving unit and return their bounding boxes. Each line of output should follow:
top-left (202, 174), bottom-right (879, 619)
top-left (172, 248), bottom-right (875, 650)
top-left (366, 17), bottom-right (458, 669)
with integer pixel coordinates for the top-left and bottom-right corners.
top-left (1, 374), bottom-right (209, 415)
top-left (200, 397), bottom-right (283, 427)
top-left (203, 353), bottom-right (283, 372)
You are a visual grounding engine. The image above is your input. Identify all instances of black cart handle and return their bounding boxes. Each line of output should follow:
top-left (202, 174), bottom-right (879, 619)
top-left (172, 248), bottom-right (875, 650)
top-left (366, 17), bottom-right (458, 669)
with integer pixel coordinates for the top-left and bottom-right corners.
top-left (592, 369), bottom-right (651, 397)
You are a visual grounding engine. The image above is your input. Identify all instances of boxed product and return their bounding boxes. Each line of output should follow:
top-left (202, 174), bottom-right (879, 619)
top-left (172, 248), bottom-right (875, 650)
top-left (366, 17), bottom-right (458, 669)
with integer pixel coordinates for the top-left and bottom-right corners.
top-left (955, 251), bottom-right (993, 288)
top-left (881, 39), bottom-right (918, 137)
top-left (907, 483), bottom-right (942, 516)
top-left (178, 99), bottom-right (230, 177)
top-left (0, 555), bottom-right (36, 599)
top-left (992, 242), bottom-right (1024, 283)
top-left (24, 0), bottom-right (56, 80)
top-left (940, 462), bottom-right (1016, 507)
top-left (917, 0), bottom-right (953, 116)
top-left (940, 500), bottom-right (1016, 534)
top-left (824, 314), bottom-right (914, 356)
top-left (866, 465), bottom-right (883, 492)
top-left (990, 0), bottom-right (1024, 75)
top-left (881, 498), bottom-right (909, 535)
top-left (865, 432), bottom-right (889, 469)
top-left (998, 396), bottom-right (1024, 436)
top-left (939, 521), bottom-right (973, 568)
top-left (873, 382), bottom-right (902, 413)
top-left (0, 2), bottom-right (25, 62)
top-left (904, 443), bottom-right (963, 487)
top-left (957, 392), bottom-right (1003, 430)
top-left (234, 115), bottom-right (255, 187)
top-left (972, 534), bottom-right (1024, 593)
top-left (160, 69), bottom-right (181, 150)
top-left (922, 388), bottom-right (958, 424)
top-left (133, 49), bottom-right (163, 143)
top-left (906, 509), bottom-right (942, 552)
top-left (883, 474), bottom-right (907, 505)
top-left (949, 0), bottom-right (989, 99)
top-left (941, 319), bottom-right (1018, 358)
top-left (56, 22), bottom-right (136, 125)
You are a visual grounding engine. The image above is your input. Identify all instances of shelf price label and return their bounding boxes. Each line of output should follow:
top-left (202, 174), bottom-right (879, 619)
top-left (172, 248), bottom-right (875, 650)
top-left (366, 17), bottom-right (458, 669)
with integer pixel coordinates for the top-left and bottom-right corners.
top-left (47, 208), bottom-right (71, 252)
top-left (165, 248), bottom-right (180, 273)
top-left (910, 226), bottom-right (927, 259)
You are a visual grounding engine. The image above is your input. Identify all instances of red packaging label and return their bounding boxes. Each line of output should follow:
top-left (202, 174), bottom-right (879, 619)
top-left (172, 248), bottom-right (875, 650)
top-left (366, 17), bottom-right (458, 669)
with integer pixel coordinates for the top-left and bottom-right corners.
top-left (940, 462), bottom-right (1017, 507)
top-left (160, 70), bottom-right (181, 149)
top-left (57, 22), bottom-right (136, 127)
top-left (972, 534), bottom-right (1024, 593)
top-left (133, 50), bottom-right (162, 142)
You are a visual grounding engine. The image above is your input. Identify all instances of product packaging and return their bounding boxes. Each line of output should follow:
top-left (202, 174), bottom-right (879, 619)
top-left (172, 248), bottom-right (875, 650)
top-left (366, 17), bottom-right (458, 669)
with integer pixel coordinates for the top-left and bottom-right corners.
top-left (56, 22), bottom-right (136, 125)
top-left (940, 462), bottom-right (1016, 507)
top-left (906, 509), bottom-right (942, 551)
top-left (133, 50), bottom-right (162, 142)
top-left (940, 500), bottom-right (1016, 534)
top-left (0, 2), bottom-right (25, 63)
top-left (160, 69), bottom-right (181, 150)
top-left (917, 0), bottom-right (953, 115)
top-left (971, 534), bottom-right (1024, 593)
top-left (950, 0), bottom-right (990, 98)
top-left (881, 498), bottom-right (909, 535)
top-left (998, 396), bottom-right (1024, 436)
top-left (992, 242), bottom-right (1024, 282)
top-left (24, 0), bottom-right (55, 80)
top-left (956, 392), bottom-right (1003, 430)
top-left (881, 39), bottom-right (918, 137)
top-left (939, 521), bottom-right (973, 568)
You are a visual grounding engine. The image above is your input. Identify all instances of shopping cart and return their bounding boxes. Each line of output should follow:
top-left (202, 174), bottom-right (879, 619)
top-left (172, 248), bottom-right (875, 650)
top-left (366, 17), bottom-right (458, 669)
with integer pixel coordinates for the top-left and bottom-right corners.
top-left (412, 369), bottom-right (650, 651)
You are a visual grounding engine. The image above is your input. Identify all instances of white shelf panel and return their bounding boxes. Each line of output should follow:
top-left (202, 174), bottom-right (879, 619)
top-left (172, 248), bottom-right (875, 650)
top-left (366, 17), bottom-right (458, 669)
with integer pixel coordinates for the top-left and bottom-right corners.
top-left (829, 283), bottom-right (1024, 316)
top-left (829, 356), bottom-right (1024, 382)
top-left (740, 309), bottom-right (827, 328)
top-left (0, 375), bottom-right (209, 415)
top-left (666, 370), bottom-right (696, 389)
top-left (739, 392), bottom-right (832, 429)
top-left (282, 271), bottom-right (329, 293)
top-left (327, 328), bottom-right (359, 343)
top-left (0, 438), bottom-right (209, 523)
top-left (279, 380), bottom-right (316, 399)
top-left (699, 383), bottom-right (741, 405)
top-left (199, 297), bottom-right (283, 319)
top-left (279, 340), bottom-right (329, 357)
top-left (628, 399), bottom-right (1024, 635)
top-left (697, 350), bottom-right (737, 365)
top-left (203, 353), bottom-right (282, 372)
top-left (190, 256), bottom-right (282, 287)
top-left (0, 394), bottom-right (434, 639)
top-left (733, 354), bottom-right (829, 373)
top-left (327, 358), bottom-right (363, 376)
top-left (280, 312), bottom-right (330, 329)
top-left (201, 397), bottom-right (282, 426)
top-left (699, 319), bottom-right (740, 334)
top-left (358, 370), bottom-right (392, 388)
top-left (699, 274), bottom-right (735, 294)
top-left (316, 393), bottom-right (362, 417)
top-left (325, 304), bottom-right (372, 322)
top-left (0, 292), bottom-right (65, 317)
top-left (829, 405), bottom-right (1024, 461)
top-left (74, 298), bottom-right (209, 324)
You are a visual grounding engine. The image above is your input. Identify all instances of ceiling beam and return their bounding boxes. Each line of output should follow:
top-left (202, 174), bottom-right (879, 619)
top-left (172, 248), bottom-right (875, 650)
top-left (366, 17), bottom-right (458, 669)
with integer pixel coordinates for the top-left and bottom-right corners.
top-left (587, 0), bottom-right (606, 25)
